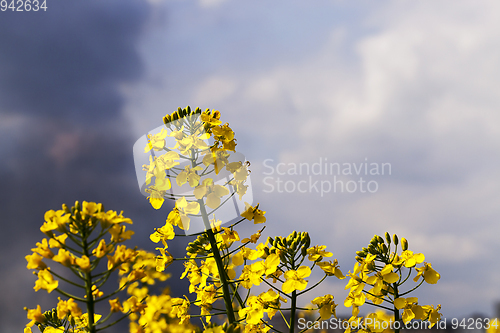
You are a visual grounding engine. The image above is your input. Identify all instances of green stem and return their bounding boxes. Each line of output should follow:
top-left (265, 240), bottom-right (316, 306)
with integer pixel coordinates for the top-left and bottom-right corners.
top-left (393, 283), bottom-right (400, 333)
top-left (290, 290), bottom-right (297, 333)
top-left (82, 228), bottom-right (96, 333)
top-left (199, 199), bottom-right (236, 324)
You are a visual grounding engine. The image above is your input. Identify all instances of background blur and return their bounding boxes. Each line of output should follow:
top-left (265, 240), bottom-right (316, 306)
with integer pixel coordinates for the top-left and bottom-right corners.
top-left (2, 0), bottom-right (500, 332)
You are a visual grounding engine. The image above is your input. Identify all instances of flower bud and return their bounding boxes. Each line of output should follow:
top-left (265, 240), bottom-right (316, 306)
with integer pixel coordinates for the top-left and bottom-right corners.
top-left (377, 235), bottom-right (384, 244)
top-left (185, 105), bottom-right (191, 115)
top-left (368, 244), bottom-right (378, 255)
top-left (279, 251), bottom-right (287, 263)
top-left (401, 238), bottom-right (408, 251)
top-left (356, 251), bottom-right (366, 257)
top-left (393, 234), bottom-right (399, 246)
top-left (60, 204), bottom-right (70, 214)
top-left (385, 232), bottom-right (391, 244)
top-left (163, 114), bottom-right (171, 124)
top-left (301, 245), bottom-right (308, 257)
top-left (195, 107), bottom-right (202, 114)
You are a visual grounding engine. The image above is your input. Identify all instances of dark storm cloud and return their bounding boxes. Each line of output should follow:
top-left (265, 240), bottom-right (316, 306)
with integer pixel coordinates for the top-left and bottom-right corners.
top-left (0, 2), bottom-right (191, 332)
top-left (0, 0), bottom-right (149, 121)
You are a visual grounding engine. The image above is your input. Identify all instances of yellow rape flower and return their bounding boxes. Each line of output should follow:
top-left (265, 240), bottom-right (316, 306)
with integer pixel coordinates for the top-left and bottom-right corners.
top-left (25, 253), bottom-right (47, 270)
top-left (401, 250), bottom-right (425, 268)
top-left (307, 245), bottom-right (333, 262)
top-left (109, 298), bottom-right (124, 313)
top-left (262, 253), bottom-right (280, 276)
top-left (171, 297), bottom-right (191, 324)
top-left (107, 245), bottom-right (137, 270)
top-left (312, 294), bottom-right (337, 320)
top-left (201, 112), bottom-right (222, 126)
top-left (123, 296), bottom-right (147, 314)
top-left (365, 264), bottom-right (399, 294)
top-left (172, 134), bottom-right (209, 156)
top-left (212, 123), bottom-right (236, 152)
top-left (317, 260), bottom-right (345, 279)
top-left (421, 304), bottom-right (442, 327)
top-left (25, 305), bottom-right (45, 327)
top-left (282, 266), bottom-right (311, 293)
top-left (173, 197), bottom-right (200, 231)
top-left (48, 234), bottom-right (67, 248)
top-left (238, 295), bottom-right (265, 325)
top-left (150, 222), bottom-right (175, 246)
top-left (76, 255), bottom-right (91, 272)
top-left (242, 230), bottom-right (262, 244)
top-left (226, 161), bottom-right (249, 182)
top-left (414, 262), bottom-right (440, 284)
top-left (40, 210), bottom-right (70, 234)
top-left (240, 261), bottom-right (265, 289)
top-left (31, 238), bottom-right (54, 259)
top-left (155, 247), bottom-right (174, 272)
top-left (92, 239), bottom-right (113, 258)
top-left (52, 248), bottom-right (76, 267)
top-left (176, 165), bottom-right (203, 187)
top-left (168, 125), bottom-right (185, 140)
top-left (229, 179), bottom-right (248, 200)
top-left (144, 128), bottom-right (168, 153)
top-left (34, 269), bottom-right (58, 293)
top-left (202, 149), bottom-right (230, 174)
top-left (74, 313), bottom-right (102, 330)
top-left (56, 297), bottom-right (82, 319)
top-left (220, 227), bottom-right (240, 247)
top-left (394, 297), bottom-right (420, 324)
top-left (259, 289), bottom-right (286, 320)
top-left (241, 202), bottom-right (266, 224)
top-left (81, 201), bottom-right (101, 218)
top-left (109, 224), bottom-right (134, 243)
top-left (194, 178), bottom-right (230, 209)
top-left (344, 290), bottom-right (366, 309)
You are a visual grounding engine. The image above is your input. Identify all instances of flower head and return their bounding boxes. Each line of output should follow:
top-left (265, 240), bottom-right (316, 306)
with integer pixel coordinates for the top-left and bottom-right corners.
top-left (282, 266), bottom-right (311, 293)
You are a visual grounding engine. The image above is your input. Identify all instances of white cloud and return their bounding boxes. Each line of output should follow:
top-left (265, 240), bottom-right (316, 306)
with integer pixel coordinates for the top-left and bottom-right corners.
top-left (123, 0), bottom-right (500, 316)
top-left (194, 76), bottom-right (238, 105)
top-left (198, 0), bottom-right (229, 8)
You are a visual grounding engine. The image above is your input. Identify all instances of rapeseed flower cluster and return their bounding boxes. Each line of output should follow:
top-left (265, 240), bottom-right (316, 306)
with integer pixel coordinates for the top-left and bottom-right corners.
top-left (24, 106), bottom-right (442, 333)
top-left (24, 201), bottom-right (196, 333)
top-left (343, 233), bottom-right (442, 332)
top-left (143, 107), bottom-right (348, 332)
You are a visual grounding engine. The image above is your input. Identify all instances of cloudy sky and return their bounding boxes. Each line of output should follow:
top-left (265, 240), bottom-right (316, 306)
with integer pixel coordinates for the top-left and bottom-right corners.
top-left (2, 0), bottom-right (500, 331)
